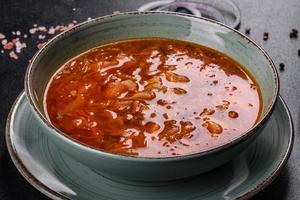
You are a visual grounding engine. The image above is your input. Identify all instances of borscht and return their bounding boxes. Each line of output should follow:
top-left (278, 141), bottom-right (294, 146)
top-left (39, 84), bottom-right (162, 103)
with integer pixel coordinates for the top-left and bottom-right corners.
top-left (44, 38), bottom-right (262, 157)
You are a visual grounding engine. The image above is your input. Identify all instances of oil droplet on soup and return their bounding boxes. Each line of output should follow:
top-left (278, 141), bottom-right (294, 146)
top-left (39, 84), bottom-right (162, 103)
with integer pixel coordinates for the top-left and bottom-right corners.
top-left (44, 38), bottom-right (262, 157)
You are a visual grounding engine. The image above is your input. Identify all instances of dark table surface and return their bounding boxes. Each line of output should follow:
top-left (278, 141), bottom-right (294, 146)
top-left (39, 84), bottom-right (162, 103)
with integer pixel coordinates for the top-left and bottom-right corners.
top-left (0, 0), bottom-right (299, 199)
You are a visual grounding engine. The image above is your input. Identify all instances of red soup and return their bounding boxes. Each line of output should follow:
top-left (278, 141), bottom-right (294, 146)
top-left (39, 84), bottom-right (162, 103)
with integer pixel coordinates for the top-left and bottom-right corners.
top-left (44, 38), bottom-right (262, 157)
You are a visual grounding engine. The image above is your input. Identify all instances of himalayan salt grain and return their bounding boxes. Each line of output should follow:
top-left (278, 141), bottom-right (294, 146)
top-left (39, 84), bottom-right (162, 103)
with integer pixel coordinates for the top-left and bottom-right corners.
top-left (68, 23), bottom-right (74, 28)
top-left (48, 27), bottom-right (56, 35)
top-left (15, 40), bottom-right (27, 53)
top-left (1, 20), bottom-right (82, 59)
top-left (0, 33), bottom-right (5, 39)
top-left (29, 28), bottom-right (37, 34)
top-left (37, 42), bottom-right (45, 49)
top-left (3, 42), bottom-right (14, 50)
top-left (1, 39), bottom-right (7, 45)
top-left (113, 11), bottom-right (121, 15)
top-left (38, 26), bottom-right (47, 32)
top-left (60, 24), bottom-right (74, 32)
top-left (38, 34), bottom-right (46, 39)
top-left (9, 51), bottom-right (18, 60)
top-left (13, 38), bottom-right (20, 44)
top-left (59, 26), bottom-right (67, 31)
top-left (55, 25), bottom-right (61, 30)
top-left (15, 40), bottom-right (21, 47)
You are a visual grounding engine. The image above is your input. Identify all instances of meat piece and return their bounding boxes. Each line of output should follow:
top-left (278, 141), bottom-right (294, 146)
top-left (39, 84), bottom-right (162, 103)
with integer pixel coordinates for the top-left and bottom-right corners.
top-left (199, 108), bottom-right (215, 116)
top-left (113, 100), bottom-right (132, 111)
top-left (144, 122), bottom-right (160, 133)
top-left (121, 79), bottom-right (138, 92)
top-left (170, 87), bottom-right (187, 95)
top-left (131, 100), bottom-right (143, 113)
top-left (127, 91), bottom-right (156, 100)
top-left (144, 76), bottom-right (162, 91)
top-left (165, 71), bottom-right (190, 83)
top-left (102, 82), bottom-right (127, 98)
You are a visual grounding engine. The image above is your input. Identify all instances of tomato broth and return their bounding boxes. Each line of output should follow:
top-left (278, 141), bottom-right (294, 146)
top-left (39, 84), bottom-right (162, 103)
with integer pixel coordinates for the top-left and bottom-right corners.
top-left (44, 38), bottom-right (262, 157)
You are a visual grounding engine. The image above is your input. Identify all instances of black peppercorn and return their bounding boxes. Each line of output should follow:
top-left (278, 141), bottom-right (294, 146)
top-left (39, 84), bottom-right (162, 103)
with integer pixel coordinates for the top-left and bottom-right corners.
top-left (289, 29), bottom-right (298, 39)
top-left (263, 32), bottom-right (269, 41)
top-left (279, 63), bottom-right (285, 71)
top-left (245, 28), bottom-right (250, 35)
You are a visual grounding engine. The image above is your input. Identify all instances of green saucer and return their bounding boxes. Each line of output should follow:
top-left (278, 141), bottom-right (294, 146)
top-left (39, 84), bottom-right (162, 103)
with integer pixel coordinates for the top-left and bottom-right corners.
top-left (6, 92), bottom-right (293, 200)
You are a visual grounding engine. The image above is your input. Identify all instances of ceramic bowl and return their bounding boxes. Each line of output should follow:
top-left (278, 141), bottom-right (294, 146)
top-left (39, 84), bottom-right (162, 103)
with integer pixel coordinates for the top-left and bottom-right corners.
top-left (25, 12), bottom-right (279, 182)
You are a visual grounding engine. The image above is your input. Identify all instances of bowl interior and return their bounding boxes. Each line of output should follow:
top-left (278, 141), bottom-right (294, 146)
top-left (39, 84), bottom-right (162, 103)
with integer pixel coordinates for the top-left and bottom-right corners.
top-left (26, 12), bottom-right (278, 150)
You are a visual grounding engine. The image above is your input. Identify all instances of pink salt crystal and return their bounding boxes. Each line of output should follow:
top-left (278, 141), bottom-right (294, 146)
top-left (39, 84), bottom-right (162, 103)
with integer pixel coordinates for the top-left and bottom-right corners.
top-left (68, 23), bottom-right (74, 28)
top-left (0, 33), bottom-right (5, 40)
top-left (112, 11), bottom-right (121, 15)
top-left (29, 28), bottom-right (37, 34)
top-left (37, 42), bottom-right (45, 49)
top-left (38, 26), bottom-right (47, 32)
top-left (1, 39), bottom-right (7, 45)
top-left (38, 34), bottom-right (46, 39)
top-left (15, 40), bottom-right (27, 53)
top-left (60, 26), bottom-right (69, 31)
top-left (9, 51), bottom-right (18, 60)
top-left (15, 40), bottom-right (21, 47)
top-left (48, 27), bottom-right (56, 34)
top-left (3, 42), bottom-right (14, 50)
top-left (59, 26), bottom-right (65, 31)
top-left (55, 25), bottom-right (61, 30)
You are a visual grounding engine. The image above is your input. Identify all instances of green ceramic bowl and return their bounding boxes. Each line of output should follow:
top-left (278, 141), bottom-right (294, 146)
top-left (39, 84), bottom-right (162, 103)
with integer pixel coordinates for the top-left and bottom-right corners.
top-left (25, 12), bottom-right (279, 182)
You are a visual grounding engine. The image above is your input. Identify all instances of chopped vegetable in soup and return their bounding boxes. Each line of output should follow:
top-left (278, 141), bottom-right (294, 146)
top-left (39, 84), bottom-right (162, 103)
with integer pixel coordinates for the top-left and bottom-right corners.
top-left (44, 38), bottom-right (262, 157)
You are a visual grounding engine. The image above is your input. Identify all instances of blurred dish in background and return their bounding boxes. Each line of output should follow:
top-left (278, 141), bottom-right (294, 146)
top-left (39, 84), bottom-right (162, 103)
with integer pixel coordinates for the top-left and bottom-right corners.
top-left (138, 0), bottom-right (241, 29)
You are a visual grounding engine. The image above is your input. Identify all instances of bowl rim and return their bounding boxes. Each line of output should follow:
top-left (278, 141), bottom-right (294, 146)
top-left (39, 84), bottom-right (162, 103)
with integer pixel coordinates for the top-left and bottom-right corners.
top-left (25, 11), bottom-right (279, 161)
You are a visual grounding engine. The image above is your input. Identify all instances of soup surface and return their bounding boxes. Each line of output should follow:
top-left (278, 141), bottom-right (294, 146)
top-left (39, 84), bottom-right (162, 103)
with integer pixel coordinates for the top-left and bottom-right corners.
top-left (45, 38), bottom-right (262, 157)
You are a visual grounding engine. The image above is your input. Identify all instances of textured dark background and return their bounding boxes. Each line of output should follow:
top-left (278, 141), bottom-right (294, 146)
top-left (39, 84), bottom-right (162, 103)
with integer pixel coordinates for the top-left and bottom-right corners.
top-left (0, 0), bottom-right (299, 199)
